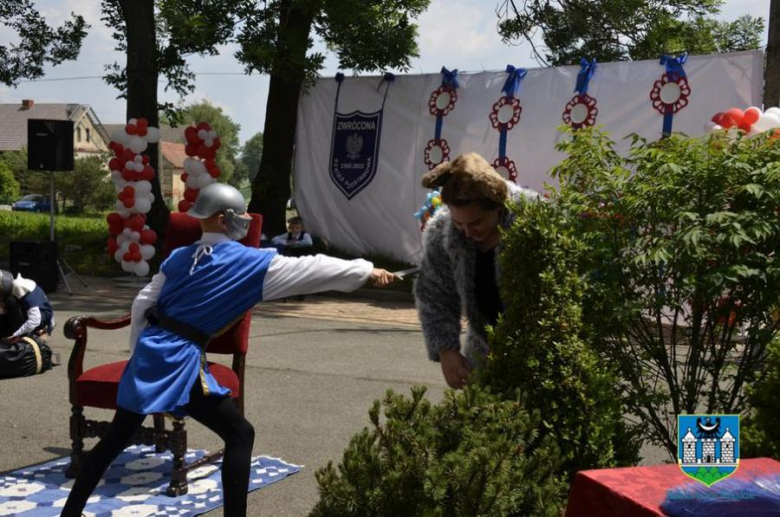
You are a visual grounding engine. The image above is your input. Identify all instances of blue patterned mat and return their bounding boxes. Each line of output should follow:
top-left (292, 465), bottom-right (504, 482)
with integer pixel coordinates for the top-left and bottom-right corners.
top-left (0, 445), bottom-right (302, 516)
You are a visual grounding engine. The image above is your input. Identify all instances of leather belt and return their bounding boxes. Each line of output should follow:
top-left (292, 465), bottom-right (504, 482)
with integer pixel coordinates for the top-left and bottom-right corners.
top-left (146, 307), bottom-right (211, 348)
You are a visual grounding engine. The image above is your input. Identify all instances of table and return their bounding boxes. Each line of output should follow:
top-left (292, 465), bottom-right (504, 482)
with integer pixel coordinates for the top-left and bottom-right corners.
top-left (566, 457), bottom-right (780, 516)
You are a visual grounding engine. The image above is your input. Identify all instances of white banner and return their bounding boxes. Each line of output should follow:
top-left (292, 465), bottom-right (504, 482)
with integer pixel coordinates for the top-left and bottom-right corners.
top-left (294, 51), bottom-right (764, 264)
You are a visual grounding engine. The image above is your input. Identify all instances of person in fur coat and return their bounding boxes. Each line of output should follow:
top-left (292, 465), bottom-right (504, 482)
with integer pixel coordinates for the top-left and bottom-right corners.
top-left (414, 153), bottom-right (538, 388)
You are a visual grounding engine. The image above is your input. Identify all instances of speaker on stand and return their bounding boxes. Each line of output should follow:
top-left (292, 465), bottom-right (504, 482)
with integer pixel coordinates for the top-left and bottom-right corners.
top-left (23, 119), bottom-right (88, 295)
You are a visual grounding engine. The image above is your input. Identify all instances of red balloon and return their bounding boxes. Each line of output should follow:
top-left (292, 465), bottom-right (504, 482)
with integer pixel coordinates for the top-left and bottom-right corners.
top-left (132, 251), bottom-right (143, 262)
top-left (142, 155), bottom-right (150, 164)
top-left (127, 215), bottom-right (145, 232)
top-left (185, 144), bottom-right (197, 157)
top-left (141, 166), bottom-right (155, 181)
top-left (181, 172), bottom-right (189, 183)
top-left (126, 124), bottom-right (137, 135)
top-left (738, 121), bottom-right (752, 133)
top-left (137, 118), bottom-right (148, 129)
top-left (122, 149), bottom-right (135, 162)
top-left (196, 122), bottom-right (210, 132)
top-left (723, 108), bottom-right (744, 128)
top-left (140, 229), bottom-right (157, 245)
top-left (107, 239), bottom-right (119, 257)
top-left (108, 158), bottom-right (122, 171)
top-left (208, 167), bottom-right (220, 178)
top-left (108, 223), bottom-right (124, 236)
top-left (123, 252), bottom-right (132, 262)
top-left (137, 127), bottom-right (148, 137)
top-left (123, 198), bottom-right (135, 208)
top-left (184, 188), bottom-right (199, 202)
top-left (129, 243), bottom-right (140, 253)
top-left (106, 212), bottom-right (123, 225)
top-left (204, 158), bottom-right (216, 169)
top-left (184, 126), bottom-right (198, 143)
top-left (211, 137), bottom-right (221, 151)
top-left (178, 200), bottom-right (193, 213)
top-left (123, 185), bottom-right (135, 196)
top-left (744, 107), bottom-right (761, 125)
top-left (121, 169), bottom-right (135, 181)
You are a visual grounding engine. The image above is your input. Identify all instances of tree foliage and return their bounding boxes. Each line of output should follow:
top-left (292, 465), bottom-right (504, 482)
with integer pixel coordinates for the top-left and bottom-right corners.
top-left (0, 161), bottom-right (20, 202)
top-left (0, 0), bottom-right (88, 86)
top-left (239, 132), bottom-right (264, 185)
top-left (742, 336), bottom-right (780, 459)
top-left (550, 127), bottom-right (780, 459)
top-left (312, 386), bottom-right (566, 516)
top-left (497, 0), bottom-right (764, 66)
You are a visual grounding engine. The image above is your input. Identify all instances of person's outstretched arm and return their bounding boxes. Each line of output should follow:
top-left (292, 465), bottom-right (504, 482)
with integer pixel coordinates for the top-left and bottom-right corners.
top-left (128, 272), bottom-right (167, 352)
top-left (262, 254), bottom-right (393, 301)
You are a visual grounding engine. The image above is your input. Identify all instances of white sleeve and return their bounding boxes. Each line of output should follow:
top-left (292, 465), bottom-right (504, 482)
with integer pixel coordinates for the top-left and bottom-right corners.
top-left (262, 254), bottom-right (373, 301)
top-left (128, 272), bottom-right (167, 353)
top-left (11, 306), bottom-right (41, 337)
top-left (271, 233), bottom-right (287, 245)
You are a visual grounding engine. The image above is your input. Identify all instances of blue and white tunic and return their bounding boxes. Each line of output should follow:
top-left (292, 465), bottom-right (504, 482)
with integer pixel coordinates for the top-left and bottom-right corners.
top-left (118, 232), bottom-right (373, 415)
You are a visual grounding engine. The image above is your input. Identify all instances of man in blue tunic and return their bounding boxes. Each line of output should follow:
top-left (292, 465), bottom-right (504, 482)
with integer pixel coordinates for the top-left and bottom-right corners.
top-left (62, 183), bottom-right (395, 516)
top-left (0, 270), bottom-right (55, 340)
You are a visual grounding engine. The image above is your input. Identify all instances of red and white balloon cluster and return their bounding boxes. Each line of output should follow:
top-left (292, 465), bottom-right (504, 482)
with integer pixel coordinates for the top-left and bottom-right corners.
top-left (105, 118), bottom-right (161, 277)
top-left (178, 122), bottom-right (222, 213)
top-left (705, 106), bottom-right (780, 137)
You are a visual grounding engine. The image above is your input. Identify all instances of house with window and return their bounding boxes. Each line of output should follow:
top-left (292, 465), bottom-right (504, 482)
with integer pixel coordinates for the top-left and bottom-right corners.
top-left (0, 99), bottom-right (110, 157)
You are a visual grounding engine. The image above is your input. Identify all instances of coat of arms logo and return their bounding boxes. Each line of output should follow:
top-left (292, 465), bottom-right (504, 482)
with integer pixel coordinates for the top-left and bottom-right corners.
top-left (678, 414), bottom-right (740, 486)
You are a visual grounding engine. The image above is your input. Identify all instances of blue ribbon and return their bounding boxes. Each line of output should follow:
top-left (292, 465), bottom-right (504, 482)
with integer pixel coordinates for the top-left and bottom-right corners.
top-left (660, 53), bottom-right (688, 79)
top-left (440, 67), bottom-right (459, 89)
top-left (502, 64), bottom-right (527, 97)
top-left (575, 58), bottom-right (597, 95)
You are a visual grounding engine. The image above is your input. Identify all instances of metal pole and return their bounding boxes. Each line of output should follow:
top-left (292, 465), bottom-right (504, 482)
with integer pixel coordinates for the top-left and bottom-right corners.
top-left (49, 170), bottom-right (55, 242)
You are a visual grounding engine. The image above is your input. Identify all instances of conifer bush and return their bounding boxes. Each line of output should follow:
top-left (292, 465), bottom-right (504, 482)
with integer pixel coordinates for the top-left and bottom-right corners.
top-left (742, 336), bottom-right (780, 458)
top-left (311, 386), bottom-right (567, 516)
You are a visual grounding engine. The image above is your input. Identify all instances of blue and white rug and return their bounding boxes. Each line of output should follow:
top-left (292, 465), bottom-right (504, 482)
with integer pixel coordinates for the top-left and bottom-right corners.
top-left (0, 445), bottom-right (302, 516)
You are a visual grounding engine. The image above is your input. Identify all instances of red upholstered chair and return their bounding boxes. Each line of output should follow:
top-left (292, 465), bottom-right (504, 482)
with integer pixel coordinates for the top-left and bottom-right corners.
top-left (64, 212), bottom-right (263, 496)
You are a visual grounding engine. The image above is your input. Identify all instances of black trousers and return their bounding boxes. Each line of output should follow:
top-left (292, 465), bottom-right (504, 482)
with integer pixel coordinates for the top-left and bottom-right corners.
top-left (0, 296), bottom-right (25, 338)
top-left (61, 381), bottom-right (255, 516)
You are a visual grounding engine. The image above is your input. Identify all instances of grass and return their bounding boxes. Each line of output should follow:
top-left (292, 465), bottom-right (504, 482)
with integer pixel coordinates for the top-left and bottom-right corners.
top-left (0, 210), bottom-right (120, 277)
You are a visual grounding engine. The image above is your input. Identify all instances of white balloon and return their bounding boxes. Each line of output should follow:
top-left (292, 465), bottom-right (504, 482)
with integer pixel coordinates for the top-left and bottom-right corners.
top-left (703, 121), bottom-right (717, 133)
top-left (133, 260), bottom-right (150, 277)
top-left (207, 129), bottom-right (217, 139)
top-left (132, 162), bottom-right (143, 173)
top-left (122, 227), bottom-right (132, 237)
top-left (197, 129), bottom-right (208, 140)
top-left (194, 174), bottom-right (213, 189)
top-left (135, 198), bottom-right (152, 213)
top-left (712, 124), bottom-right (722, 131)
top-left (135, 180), bottom-right (152, 195)
top-left (116, 204), bottom-right (132, 218)
top-left (117, 233), bottom-right (127, 245)
top-left (128, 118), bottom-right (138, 125)
top-left (184, 158), bottom-right (207, 176)
top-left (146, 193), bottom-right (154, 203)
top-left (121, 260), bottom-right (134, 273)
top-left (120, 240), bottom-right (131, 253)
top-left (141, 245), bottom-right (155, 261)
top-left (144, 127), bottom-right (161, 143)
top-left (765, 107), bottom-right (780, 117)
top-left (111, 128), bottom-right (130, 144)
top-left (204, 138), bottom-right (214, 148)
top-left (114, 249), bottom-right (124, 263)
top-left (112, 177), bottom-right (127, 190)
top-left (752, 115), bottom-right (774, 132)
top-left (128, 135), bottom-right (146, 154)
top-left (186, 175), bottom-right (199, 189)
top-left (130, 231), bottom-right (141, 242)
top-left (763, 113), bottom-right (780, 128)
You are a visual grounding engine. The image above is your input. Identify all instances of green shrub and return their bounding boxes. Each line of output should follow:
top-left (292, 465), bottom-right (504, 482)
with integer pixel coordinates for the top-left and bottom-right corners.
top-left (0, 161), bottom-right (20, 203)
top-left (478, 198), bottom-right (641, 480)
top-left (550, 127), bottom-right (780, 460)
top-left (311, 386), bottom-right (567, 517)
top-left (742, 336), bottom-right (780, 458)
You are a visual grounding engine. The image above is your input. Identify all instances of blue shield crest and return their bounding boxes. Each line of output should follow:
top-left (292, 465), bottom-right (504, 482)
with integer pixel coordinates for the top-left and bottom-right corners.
top-left (330, 110), bottom-right (383, 200)
top-left (678, 414), bottom-right (740, 486)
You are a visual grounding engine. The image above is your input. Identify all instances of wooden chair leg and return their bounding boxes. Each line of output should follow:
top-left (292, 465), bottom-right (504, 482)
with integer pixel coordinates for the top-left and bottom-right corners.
top-left (167, 418), bottom-right (188, 496)
top-left (153, 414), bottom-right (166, 453)
top-left (65, 405), bottom-right (85, 478)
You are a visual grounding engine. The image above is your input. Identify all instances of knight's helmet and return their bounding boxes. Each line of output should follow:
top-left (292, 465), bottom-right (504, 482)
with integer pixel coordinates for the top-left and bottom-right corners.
top-left (187, 183), bottom-right (250, 241)
top-left (0, 269), bottom-right (14, 298)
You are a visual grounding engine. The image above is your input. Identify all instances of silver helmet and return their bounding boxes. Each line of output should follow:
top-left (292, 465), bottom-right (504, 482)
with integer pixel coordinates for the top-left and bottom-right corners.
top-left (0, 269), bottom-right (13, 298)
top-left (187, 183), bottom-right (251, 241)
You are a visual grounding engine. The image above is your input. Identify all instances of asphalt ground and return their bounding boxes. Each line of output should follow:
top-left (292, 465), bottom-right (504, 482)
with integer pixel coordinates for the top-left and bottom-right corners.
top-left (0, 275), bottom-right (666, 516)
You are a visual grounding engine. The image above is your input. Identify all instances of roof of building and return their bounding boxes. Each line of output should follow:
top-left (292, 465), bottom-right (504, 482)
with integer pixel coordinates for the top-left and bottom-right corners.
top-left (161, 141), bottom-right (188, 169)
top-left (0, 102), bottom-right (109, 151)
top-left (103, 123), bottom-right (185, 144)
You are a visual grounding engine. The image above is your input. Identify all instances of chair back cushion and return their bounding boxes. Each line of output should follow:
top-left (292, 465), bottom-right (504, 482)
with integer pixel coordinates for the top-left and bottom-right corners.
top-left (162, 212), bottom-right (262, 356)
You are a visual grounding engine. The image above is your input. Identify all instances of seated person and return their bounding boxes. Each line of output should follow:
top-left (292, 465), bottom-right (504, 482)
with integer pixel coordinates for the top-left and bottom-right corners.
top-left (271, 216), bottom-right (314, 255)
top-left (0, 270), bottom-right (55, 340)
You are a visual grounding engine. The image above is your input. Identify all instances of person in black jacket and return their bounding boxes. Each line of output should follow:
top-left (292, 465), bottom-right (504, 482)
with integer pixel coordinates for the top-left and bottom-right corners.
top-left (0, 270), bottom-right (54, 340)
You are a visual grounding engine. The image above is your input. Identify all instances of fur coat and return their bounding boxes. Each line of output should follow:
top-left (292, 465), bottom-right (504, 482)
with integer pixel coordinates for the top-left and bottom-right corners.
top-left (414, 182), bottom-right (538, 363)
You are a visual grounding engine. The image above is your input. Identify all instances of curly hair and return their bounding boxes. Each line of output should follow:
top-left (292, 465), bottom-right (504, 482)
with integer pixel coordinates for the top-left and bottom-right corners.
top-left (420, 153), bottom-right (508, 210)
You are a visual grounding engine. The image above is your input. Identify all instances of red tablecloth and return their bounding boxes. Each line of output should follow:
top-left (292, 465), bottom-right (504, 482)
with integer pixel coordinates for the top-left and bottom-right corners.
top-left (566, 457), bottom-right (780, 517)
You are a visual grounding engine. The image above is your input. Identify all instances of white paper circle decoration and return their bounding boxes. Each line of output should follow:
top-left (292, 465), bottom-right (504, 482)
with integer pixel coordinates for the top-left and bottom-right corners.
top-left (436, 91), bottom-right (451, 111)
top-left (494, 166), bottom-right (509, 180)
top-left (570, 103), bottom-right (589, 124)
top-left (497, 104), bottom-right (515, 124)
top-left (428, 145), bottom-right (443, 165)
top-left (660, 82), bottom-right (682, 105)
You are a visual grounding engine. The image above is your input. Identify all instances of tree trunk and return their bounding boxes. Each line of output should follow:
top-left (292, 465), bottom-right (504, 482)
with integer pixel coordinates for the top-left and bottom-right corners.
top-left (247, 5), bottom-right (312, 236)
top-left (765, 0), bottom-right (780, 108)
top-left (119, 0), bottom-right (169, 238)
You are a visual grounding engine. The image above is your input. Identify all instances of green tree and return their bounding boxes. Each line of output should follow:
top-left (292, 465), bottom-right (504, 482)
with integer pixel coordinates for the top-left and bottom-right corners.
top-left (0, 148), bottom-right (30, 192)
top-left (0, 0), bottom-right (88, 85)
top-left (497, 0), bottom-right (764, 66)
top-left (57, 156), bottom-right (116, 213)
top-left (239, 131), bottom-right (264, 185)
top-left (239, 0), bottom-right (431, 235)
top-left (168, 100), bottom-right (242, 184)
top-left (0, 161), bottom-right (20, 202)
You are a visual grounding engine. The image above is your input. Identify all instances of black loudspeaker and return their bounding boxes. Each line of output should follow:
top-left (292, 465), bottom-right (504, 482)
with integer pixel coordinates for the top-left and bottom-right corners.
top-left (27, 119), bottom-right (74, 171)
top-left (10, 241), bottom-right (59, 294)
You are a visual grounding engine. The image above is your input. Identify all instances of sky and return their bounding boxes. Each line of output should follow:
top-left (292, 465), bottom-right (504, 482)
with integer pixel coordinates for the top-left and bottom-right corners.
top-left (0, 0), bottom-right (771, 144)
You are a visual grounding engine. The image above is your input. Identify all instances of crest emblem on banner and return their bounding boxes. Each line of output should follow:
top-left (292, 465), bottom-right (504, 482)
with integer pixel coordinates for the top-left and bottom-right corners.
top-left (330, 110), bottom-right (384, 200)
top-left (678, 414), bottom-right (739, 486)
